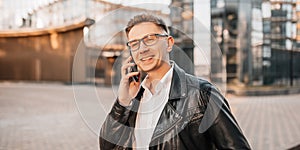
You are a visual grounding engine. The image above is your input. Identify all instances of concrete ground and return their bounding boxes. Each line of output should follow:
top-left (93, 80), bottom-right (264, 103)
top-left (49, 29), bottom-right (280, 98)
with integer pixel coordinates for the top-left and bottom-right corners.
top-left (0, 82), bottom-right (300, 150)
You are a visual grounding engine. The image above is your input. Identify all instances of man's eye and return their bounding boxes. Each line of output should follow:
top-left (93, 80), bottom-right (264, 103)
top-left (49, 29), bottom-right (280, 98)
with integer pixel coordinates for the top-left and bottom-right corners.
top-left (131, 42), bottom-right (139, 48)
top-left (145, 37), bottom-right (156, 43)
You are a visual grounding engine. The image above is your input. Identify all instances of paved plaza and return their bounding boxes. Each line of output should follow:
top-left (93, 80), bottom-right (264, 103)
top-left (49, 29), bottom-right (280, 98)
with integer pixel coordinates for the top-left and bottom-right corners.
top-left (0, 82), bottom-right (300, 150)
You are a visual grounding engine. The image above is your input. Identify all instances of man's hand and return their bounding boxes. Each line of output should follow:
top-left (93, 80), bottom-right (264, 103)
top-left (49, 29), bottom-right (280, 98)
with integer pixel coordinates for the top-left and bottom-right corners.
top-left (118, 56), bottom-right (141, 106)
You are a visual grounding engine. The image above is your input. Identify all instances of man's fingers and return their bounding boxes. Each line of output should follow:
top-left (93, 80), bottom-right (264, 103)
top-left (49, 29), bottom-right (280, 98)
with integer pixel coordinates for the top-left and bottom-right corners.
top-left (121, 62), bottom-right (137, 76)
top-left (125, 56), bottom-right (132, 63)
top-left (121, 56), bottom-right (132, 75)
top-left (120, 71), bottom-right (139, 83)
top-left (125, 72), bottom-right (139, 80)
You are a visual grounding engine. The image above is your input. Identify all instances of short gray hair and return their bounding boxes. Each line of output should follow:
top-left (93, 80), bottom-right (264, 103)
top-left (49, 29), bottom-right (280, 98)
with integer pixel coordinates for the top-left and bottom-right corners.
top-left (125, 14), bottom-right (169, 36)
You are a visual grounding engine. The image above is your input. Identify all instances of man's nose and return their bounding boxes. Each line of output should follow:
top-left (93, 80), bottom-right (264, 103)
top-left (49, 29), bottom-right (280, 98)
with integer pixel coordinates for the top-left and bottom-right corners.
top-left (139, 42), bottom-right (149, 53)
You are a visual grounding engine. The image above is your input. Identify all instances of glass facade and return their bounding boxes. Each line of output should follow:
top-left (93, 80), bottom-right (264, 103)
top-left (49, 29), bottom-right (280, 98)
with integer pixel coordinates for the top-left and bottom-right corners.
top-left (211, 0), bottom-right (300, 87)
top-left (2, 0), bottom-right (300, 87)
top-left (262, 0), bottom-right (300, 86)
top-left (169, 0), bottom-right (194, 75)
top-left (211, 0), bottom-right (239, 83)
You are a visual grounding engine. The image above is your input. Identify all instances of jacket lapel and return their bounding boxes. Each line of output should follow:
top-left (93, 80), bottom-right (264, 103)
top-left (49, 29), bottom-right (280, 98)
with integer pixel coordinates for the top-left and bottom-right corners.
top-left (150, 62), bottom-right (187, 142)
top-left (150, 102), bottom-right (182, 141)
top-left (169, 62), bottom-right (187, 100)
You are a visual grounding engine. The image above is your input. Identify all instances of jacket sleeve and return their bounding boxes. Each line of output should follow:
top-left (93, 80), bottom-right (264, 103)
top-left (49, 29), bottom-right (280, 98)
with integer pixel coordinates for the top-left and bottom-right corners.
top-left (99, 99), bottom-right (134, 150)
top-left (201, 84), bottom-right (251, 149)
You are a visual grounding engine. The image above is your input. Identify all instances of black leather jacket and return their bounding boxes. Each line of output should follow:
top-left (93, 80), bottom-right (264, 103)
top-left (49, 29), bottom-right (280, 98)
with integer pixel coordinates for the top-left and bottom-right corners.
top-left (100, 63), bottom-right (251, 150)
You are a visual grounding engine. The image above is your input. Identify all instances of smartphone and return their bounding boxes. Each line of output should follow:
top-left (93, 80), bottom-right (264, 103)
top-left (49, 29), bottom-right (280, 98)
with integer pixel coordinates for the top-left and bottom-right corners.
top-left (127, 59), bottom-right (139, 83)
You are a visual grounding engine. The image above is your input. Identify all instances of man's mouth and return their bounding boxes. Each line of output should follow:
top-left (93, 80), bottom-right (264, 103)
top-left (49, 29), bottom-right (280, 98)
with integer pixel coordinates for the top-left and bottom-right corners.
top-left (140, 56), bottom-right (155, 62)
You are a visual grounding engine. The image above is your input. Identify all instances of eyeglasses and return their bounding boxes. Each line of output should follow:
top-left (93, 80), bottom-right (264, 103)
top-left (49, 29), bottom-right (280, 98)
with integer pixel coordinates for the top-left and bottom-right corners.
top-left (126, 33), bottom-right (168, 52)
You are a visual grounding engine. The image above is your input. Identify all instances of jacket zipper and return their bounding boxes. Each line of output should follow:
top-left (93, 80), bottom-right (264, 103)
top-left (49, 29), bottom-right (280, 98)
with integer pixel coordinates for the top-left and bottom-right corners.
top-left (150, 115), bottom-right (182, 142)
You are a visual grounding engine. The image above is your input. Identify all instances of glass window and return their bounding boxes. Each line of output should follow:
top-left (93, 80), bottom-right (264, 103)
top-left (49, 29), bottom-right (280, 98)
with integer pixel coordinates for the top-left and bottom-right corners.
top-left (262, 2), bottom-right (271, 18)
top-left (263, 21), bottom-right (271, 33)
top-left (263, 46), bottom-right (271, 58)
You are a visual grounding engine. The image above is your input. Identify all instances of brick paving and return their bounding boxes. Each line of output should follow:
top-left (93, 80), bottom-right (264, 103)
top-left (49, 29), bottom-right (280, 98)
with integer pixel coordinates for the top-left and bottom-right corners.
top-left (0, 82), bottom-right (300, 150)
top-left (0, 83), bottom-right (100, 150)
top-left (228, 94), bottom-right (300, 150)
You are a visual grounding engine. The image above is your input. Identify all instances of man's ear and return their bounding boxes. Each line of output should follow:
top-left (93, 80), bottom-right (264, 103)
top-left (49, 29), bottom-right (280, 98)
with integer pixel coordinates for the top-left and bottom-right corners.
top-left (167, 36), bottom-right (174, 52)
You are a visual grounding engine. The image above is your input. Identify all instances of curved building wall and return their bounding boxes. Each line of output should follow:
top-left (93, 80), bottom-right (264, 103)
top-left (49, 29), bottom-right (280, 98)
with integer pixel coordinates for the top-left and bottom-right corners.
top-left (0, 20), bottom-right (89, 82)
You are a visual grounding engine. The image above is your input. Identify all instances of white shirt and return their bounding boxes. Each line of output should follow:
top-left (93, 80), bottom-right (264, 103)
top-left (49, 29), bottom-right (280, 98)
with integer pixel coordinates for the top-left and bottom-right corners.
top-left (134, 65), bottom-right (173, 149)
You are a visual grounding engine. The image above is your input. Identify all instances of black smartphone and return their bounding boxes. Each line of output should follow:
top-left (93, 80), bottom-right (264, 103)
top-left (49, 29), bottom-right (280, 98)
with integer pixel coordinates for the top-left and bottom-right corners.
top-left (127, 50), bottom-right (139, 83)
top-left (127, 59), bottom-right (139, 83)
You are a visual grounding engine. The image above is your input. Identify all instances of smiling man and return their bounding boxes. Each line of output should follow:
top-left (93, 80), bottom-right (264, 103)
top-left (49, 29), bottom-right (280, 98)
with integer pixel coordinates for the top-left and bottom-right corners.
top-left (99, 14), bottom-right (251, 150)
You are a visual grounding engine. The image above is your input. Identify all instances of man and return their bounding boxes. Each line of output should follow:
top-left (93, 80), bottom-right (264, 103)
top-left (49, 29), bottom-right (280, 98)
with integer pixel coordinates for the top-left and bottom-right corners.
top-left (100, 14), bottom-right (251, 150)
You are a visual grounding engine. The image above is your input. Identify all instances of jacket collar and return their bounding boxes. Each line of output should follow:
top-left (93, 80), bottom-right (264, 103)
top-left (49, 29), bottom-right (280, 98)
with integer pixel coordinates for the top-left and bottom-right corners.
top-left (150, 62), bottom-right (186, 143)
top-left (130, 62), bottom-right (187, 144)
top-left (169, 61), bottom-right (188, 100)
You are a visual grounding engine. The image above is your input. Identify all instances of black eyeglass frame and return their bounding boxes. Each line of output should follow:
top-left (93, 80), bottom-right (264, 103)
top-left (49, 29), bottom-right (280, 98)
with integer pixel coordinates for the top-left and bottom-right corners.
top-left (126, 33), bottom-right (168, 52)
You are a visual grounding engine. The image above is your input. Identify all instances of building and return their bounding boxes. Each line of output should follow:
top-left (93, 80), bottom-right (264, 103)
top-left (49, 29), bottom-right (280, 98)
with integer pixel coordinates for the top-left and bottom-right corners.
top-left (2, 0), bottom-right (299, 93)
top-left (211, 0), bottom-right (300, 92)
top-left (0, 0), bottom-right (170, 85)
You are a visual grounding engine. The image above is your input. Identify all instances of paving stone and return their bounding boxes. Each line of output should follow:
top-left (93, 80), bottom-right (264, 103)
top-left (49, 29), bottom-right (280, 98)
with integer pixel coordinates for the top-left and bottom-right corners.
top-left (0, 83), bottom-right (299, 150)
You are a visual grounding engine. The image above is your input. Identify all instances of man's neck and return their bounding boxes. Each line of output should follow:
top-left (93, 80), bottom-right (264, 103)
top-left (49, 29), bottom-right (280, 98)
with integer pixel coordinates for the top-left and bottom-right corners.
top-left (145, 63), bottom-right (172, 94)
top-left (147, 63), bottom-right (171, 81)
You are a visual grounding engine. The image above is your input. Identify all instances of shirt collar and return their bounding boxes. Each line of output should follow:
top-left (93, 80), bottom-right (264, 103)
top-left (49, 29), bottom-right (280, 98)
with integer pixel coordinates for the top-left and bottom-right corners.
top-left (141, 64), bottom-right (174, 94)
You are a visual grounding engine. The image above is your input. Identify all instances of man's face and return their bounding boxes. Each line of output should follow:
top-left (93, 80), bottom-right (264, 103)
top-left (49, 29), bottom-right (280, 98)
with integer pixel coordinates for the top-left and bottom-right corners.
top-left (127, 22), bottom-right (173, 73)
